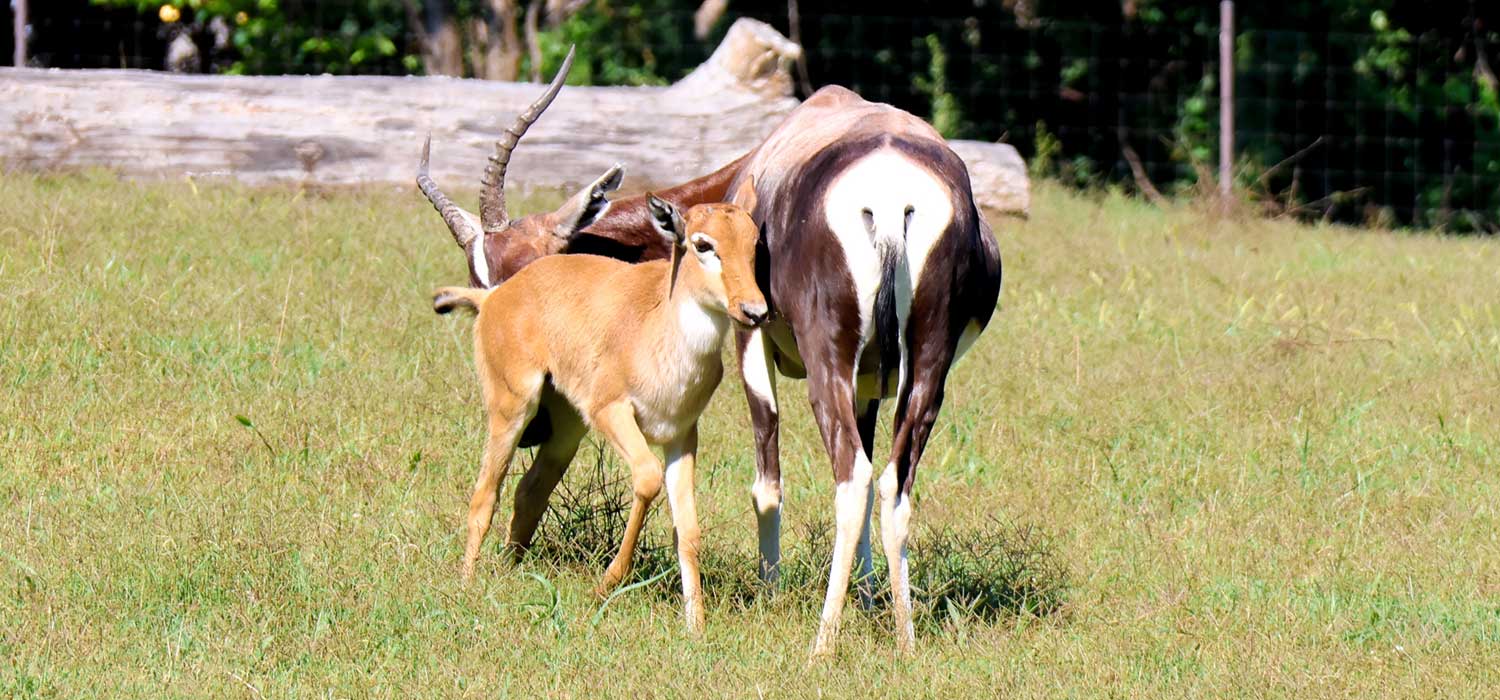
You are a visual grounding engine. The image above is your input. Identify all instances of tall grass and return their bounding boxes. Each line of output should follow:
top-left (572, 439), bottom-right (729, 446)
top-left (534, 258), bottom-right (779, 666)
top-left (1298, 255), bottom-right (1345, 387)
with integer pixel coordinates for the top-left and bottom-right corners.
top-left (527, 457), bottom-right (1068, 626)
top-left (1, 173), bottom-right (1497, 697)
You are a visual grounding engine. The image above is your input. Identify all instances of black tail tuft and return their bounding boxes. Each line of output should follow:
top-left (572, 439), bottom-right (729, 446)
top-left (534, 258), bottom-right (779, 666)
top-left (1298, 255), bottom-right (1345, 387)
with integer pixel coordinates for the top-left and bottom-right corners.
top-left (874, 239), bottom-right (904, 395)
top-left (433, 296), bottom-right (459, 315)
top-left (432, 286), bottom-right (488, 315)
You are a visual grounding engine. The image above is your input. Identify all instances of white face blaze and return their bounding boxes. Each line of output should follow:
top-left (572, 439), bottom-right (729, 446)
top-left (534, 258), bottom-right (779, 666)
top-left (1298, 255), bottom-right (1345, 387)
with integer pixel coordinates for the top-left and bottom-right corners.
top-left (459, 209), bottom-right (491, 288)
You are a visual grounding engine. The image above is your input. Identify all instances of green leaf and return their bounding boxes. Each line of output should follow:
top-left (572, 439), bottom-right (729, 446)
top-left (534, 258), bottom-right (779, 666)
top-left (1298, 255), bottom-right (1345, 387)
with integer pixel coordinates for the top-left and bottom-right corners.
top-left (235, 414), bottom-right (254, 428)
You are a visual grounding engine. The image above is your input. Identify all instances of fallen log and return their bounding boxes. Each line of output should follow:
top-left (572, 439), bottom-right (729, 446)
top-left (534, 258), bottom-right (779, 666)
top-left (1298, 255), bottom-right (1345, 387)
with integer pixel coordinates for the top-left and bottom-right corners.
top-left (0, 19), bottom-right (1028, 216)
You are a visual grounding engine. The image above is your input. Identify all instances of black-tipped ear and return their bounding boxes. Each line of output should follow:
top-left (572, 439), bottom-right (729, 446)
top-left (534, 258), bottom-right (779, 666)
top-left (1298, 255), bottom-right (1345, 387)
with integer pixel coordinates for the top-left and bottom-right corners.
top-left (647, 194), bottom-right (686, 247)
top-left (598, 162), bottom-right (625, 194)
top-left (554, 163), bottom-right (626, 239)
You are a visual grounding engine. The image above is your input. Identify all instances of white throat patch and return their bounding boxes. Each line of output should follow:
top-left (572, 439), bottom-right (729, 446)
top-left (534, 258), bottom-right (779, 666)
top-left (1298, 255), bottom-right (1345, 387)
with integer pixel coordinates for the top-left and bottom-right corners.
top-left (677, 300), bottom-right (728, 356)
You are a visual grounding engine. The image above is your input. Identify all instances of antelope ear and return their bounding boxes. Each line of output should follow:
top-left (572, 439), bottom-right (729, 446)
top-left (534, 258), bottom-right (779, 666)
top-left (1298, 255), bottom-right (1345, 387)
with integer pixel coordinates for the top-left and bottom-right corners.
top-left (553, 163), bottom-right (625, 239)
top-left (732, 175), bottom-right (758, 213)
top-left (647, 194), bottom-right (687, 248)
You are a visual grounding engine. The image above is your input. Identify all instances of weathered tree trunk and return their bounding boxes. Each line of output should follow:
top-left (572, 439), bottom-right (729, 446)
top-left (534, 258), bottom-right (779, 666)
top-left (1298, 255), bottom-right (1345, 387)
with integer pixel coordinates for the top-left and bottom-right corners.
top-left (544, 0), bottom-right (590, 28)
top-left (524, 0), bottom-right (543, 82)
top-left (694, 0), bottom-right (729, 40)
top-left (407, 0), bottom-right (465, 77)
top-left (0, 19), bottom-right (1029, 216)
top-left (12, 0), bottom-right (27, 68)
top-left (471, 0), bottom-right (522, 81)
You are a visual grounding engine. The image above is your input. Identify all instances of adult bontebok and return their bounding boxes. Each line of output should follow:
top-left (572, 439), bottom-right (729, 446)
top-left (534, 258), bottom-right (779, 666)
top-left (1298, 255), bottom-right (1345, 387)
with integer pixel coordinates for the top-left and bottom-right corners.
top-left (433, 184), bottom-right (768, 632)
top-left (725, 86), bottom-right (1003, 656)
top-left (425, 78), bottom-right (1001, 656)
top-left (417, 45), bottom-right (748, 289)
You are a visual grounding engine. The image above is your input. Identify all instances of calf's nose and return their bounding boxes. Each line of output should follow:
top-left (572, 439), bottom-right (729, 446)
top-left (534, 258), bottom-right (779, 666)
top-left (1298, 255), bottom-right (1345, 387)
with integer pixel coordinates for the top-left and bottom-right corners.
top-left (740, 302), bottom-right (770, 326)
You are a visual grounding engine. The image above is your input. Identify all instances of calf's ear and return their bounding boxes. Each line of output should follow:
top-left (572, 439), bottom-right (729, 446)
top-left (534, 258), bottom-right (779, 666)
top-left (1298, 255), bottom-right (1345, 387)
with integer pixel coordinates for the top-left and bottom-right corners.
top-left (647, 194), bottom-right (687, 248)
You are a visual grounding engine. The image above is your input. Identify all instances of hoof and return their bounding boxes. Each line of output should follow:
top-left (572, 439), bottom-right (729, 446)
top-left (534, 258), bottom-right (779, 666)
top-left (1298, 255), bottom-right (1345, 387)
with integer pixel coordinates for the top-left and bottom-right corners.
top-left (809, 635), bottom-right (837, 662)
top-left (684, 605), bottom-right (705, 635)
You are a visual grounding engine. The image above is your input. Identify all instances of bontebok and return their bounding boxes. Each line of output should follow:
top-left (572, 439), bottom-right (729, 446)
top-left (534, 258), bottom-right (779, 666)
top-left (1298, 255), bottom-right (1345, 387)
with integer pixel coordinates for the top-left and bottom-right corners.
top-left (433, 182), bottom-right (768, 632)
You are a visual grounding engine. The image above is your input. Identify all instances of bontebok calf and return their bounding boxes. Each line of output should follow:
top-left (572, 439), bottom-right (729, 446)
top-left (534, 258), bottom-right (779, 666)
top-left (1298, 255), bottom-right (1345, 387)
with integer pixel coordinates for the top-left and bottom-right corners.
top-left (434, 182), bottom-right (767, 632)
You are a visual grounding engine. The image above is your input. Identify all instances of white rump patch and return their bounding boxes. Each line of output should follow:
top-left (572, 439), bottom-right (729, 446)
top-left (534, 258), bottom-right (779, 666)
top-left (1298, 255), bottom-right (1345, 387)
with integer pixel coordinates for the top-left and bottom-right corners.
top-left (823, 149), bottom-right (955, 336)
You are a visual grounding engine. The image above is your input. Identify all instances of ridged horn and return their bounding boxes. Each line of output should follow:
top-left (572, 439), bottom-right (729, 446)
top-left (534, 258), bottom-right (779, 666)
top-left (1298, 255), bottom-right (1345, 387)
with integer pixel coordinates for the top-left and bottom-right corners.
top-left (417, 134), bottom-right (480, 249)
top-left (479, 44), bottom-right (577, 233)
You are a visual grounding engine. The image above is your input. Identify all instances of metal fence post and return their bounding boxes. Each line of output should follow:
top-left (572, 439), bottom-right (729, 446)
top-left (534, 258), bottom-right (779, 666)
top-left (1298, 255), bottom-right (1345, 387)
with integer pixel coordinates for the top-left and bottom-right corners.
top-left (12, 0), bottom-right (26, 67)
top-left (1219, 0), bottom-right (1234, 209)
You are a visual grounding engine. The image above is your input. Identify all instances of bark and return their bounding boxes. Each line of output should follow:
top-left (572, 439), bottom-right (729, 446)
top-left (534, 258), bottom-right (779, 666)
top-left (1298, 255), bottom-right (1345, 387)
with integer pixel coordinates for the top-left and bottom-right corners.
top-left (404, 0), bottom-right (465, 77)
top-left (0, 19), bottom-right (1029, 216)
top-left (471, 0), bottom-right (522, 81)
top-left (524, 1), bottom-right (543, 83)
top-left (694, 0), bottom-right (729, 40)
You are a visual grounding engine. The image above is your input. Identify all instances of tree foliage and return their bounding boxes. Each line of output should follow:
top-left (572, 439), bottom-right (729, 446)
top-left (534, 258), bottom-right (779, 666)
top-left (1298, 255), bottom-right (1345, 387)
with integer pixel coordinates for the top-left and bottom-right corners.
top-left (90, 1), bottom-right (414, 75)
top-left (83, 0), bottom-right (1500, 229)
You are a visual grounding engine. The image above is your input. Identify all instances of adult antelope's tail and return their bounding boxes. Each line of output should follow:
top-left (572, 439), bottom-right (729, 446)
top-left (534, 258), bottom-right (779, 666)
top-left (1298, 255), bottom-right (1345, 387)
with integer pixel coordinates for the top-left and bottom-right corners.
top-left (873, 234), bottom-right (909, 396)
top-left (433, 286), bottom-right (492, 315)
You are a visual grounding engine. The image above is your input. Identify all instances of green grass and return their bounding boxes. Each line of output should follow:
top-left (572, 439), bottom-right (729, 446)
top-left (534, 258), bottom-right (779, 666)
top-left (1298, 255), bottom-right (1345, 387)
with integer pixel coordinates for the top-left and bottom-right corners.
top-left (2, 172), bottom-right (1498, 697)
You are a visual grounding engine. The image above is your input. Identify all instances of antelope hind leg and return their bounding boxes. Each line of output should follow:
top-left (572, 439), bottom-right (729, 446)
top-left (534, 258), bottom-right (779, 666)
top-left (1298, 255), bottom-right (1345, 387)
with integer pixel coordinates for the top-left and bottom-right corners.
top-left (591, 402), bottom-right (663, 596)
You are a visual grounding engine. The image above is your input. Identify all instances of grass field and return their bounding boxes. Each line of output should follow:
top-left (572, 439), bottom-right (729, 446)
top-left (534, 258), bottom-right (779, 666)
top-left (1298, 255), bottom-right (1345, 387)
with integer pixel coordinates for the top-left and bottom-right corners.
top-left (2, 172), bottom-right (1498, 697)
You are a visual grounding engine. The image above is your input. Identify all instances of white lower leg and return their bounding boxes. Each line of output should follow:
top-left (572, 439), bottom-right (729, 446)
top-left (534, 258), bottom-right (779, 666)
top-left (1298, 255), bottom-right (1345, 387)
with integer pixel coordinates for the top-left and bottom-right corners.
top-left (813, 453), bottom-right (873, 657)
top-left (854, 480), bottom-right (876, 609)
top-left (751, 474), bottom-right (782, 584)
top-left (666, 447), bottom-right (703, 632)
top-left (878, 464), bottom-right (914, 651)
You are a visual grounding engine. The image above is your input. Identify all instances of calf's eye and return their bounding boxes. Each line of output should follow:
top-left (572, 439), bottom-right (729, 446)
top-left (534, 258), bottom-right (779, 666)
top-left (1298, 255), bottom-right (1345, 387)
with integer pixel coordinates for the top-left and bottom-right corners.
top-left (694, 240), bottom-right (714, 254)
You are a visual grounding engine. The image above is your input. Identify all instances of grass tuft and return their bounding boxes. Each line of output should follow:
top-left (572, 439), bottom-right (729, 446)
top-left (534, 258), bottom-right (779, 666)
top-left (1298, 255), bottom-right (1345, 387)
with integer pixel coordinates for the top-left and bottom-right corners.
top-left (528, 452), bottom-right (1069, 627)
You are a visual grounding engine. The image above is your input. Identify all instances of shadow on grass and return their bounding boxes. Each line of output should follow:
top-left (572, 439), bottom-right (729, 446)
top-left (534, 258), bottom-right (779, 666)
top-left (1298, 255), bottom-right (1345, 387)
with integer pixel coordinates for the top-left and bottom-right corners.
top-left (527, 451), bottom-right (1069, 631)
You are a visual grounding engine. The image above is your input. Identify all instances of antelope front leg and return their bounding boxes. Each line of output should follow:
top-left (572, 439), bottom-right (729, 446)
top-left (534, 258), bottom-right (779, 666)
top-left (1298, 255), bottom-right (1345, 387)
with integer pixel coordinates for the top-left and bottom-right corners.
top-left (737, 327), bottom-right (784, 585)
top-left (593, 402), bottom-right (664, 595)
top-left (664, 426), bottom-right (705, 632)
top-left (854, 399), bottom-right (880, 609)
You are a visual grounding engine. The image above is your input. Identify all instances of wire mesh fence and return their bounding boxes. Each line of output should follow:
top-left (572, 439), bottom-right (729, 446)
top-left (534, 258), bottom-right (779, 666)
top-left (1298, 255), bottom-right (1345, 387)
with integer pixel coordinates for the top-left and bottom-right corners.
top-left (7, 1), bottom-right (1499, 231)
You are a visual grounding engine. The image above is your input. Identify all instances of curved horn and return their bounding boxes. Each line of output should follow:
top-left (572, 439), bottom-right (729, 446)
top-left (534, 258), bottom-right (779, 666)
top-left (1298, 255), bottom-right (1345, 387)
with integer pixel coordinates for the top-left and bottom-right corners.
top-left (417, 134), bottom-right (480, 248)
top-left (479, 44), bottom-right (578, 233)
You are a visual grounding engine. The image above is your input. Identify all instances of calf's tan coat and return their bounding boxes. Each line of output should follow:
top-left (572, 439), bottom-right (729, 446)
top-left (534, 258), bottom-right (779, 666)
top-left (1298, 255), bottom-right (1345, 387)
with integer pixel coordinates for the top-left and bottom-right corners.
top-left (435, 184), bottom-right (766, 630)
